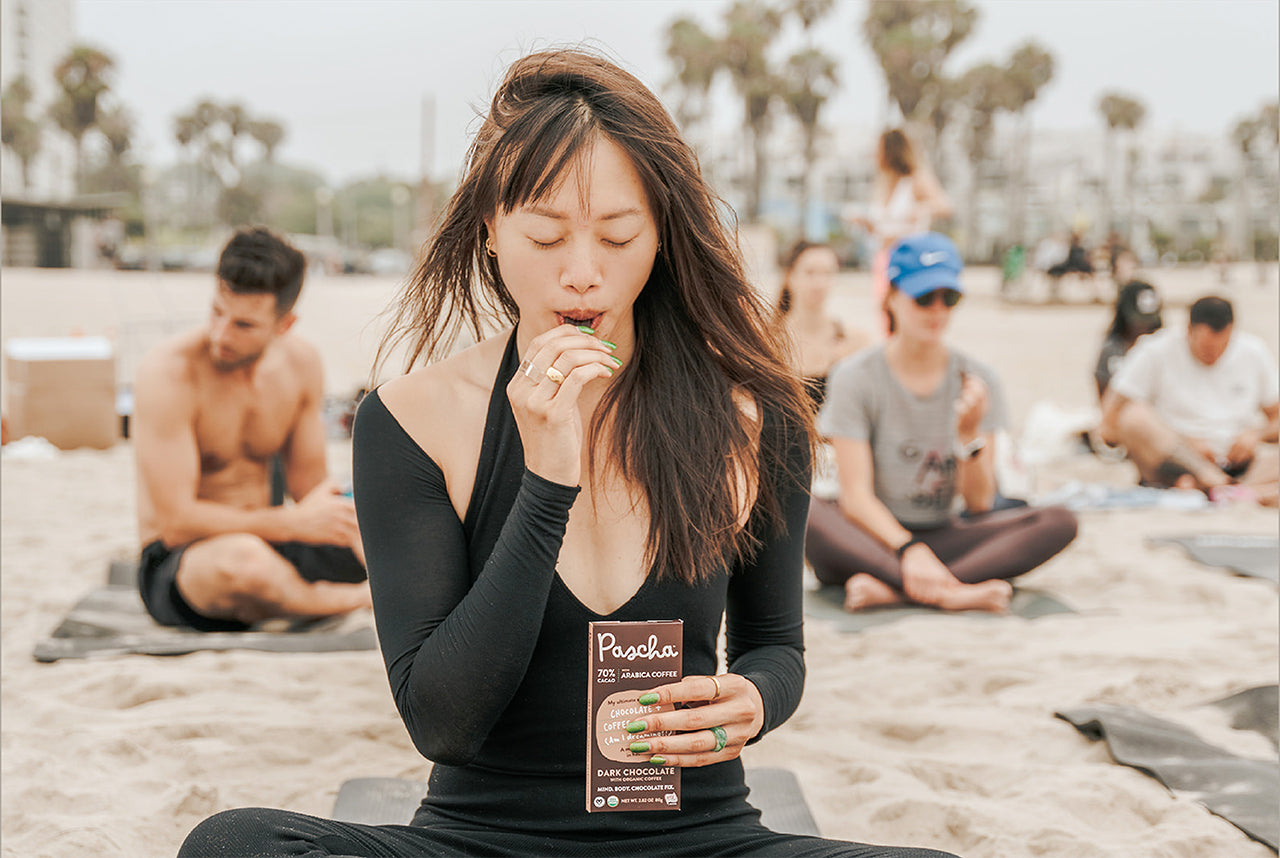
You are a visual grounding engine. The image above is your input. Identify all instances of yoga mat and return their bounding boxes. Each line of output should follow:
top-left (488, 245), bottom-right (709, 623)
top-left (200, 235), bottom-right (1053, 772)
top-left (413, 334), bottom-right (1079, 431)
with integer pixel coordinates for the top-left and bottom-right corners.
top-left (1146, 534), bottom-right (1279, 583)
top-left (331, 767), bottom-right (821, 836)
top-left (32, 584), bottom-right (376, 662)
top-left (804, 584), bottom-right (1076, 632)
top-left (1056, 690), bottom-right (1279, 852)
top-left (1207, 685), bottom-right (1279, 751)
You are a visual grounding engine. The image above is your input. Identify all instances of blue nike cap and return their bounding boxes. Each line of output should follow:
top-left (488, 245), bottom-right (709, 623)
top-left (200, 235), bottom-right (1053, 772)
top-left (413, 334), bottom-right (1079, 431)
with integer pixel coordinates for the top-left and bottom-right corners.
top-left (886, 232), bottom-right (964, 298)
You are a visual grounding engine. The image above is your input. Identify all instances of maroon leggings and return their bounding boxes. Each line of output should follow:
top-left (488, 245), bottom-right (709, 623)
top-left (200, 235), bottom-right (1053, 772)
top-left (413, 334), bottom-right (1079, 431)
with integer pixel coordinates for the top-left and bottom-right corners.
top-left (805, 498), bottom-right (1078, 592)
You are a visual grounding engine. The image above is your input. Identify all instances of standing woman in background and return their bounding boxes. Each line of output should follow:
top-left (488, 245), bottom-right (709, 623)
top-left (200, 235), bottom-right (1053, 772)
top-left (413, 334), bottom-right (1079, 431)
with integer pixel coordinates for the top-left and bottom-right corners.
top-left (849, 129), bottom-right (952, 337)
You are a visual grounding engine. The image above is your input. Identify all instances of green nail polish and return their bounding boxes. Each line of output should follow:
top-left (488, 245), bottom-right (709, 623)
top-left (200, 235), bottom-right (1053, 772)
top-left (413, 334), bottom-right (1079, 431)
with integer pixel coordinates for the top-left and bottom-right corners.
top-left (626, 720), bottom-right (647, 734)
top-left (649, 756), bottom-right (667, 766)
top-left (601, 339), bottom-right (617, 349)
top-left (629, 741), bottom-right (650, 753)
top-left (610, 355), bottom-right (623, 367)
top-left (638, 692), bottom-right (658, 705)
top-left (576, 325), bottom-right (595, 334)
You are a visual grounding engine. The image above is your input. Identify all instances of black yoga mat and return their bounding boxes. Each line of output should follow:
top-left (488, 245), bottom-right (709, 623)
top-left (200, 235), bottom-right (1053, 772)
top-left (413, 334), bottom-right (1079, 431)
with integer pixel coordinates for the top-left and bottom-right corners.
top-left (331, 767), bottom-right (822, 836)
top-left (804, 584), bottom-right (1076, 632)
top-left (1146, 534), bottom-right (1279, 583)
top-left (32, 584), bottom-right (376, 662)
top-left (1056, 686), bottom-right (1280, 852)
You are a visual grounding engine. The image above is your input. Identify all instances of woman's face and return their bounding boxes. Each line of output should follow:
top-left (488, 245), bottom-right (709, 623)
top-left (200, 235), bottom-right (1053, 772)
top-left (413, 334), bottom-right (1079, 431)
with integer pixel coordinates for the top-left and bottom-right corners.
top-left (486, 134), bottom-right (658, 354)
top-left (785, 247), bottom-right (839, 310)
top-left (888, 286), bottom-right (956, 344)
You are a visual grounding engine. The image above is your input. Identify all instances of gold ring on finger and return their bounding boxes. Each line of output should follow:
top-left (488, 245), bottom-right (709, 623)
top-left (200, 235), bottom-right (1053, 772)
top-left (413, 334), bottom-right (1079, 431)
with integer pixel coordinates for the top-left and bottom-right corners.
top-left (545, 366), bottom-right (565, 385)
top-left (709, 675), bottom-right (722, 700)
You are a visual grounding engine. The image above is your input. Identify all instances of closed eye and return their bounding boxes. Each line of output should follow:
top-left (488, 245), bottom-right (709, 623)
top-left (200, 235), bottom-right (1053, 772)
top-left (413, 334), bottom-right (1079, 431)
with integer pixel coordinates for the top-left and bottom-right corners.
top-left (530, 237), bottom-right (563, 248)
top-left (604, 237), bottom-right (637, 248)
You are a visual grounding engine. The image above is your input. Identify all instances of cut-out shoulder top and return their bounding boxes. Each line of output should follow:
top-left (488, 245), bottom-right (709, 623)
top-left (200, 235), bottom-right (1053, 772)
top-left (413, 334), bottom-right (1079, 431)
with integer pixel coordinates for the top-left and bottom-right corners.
top-left (351, 330), bottom-right (810, 836)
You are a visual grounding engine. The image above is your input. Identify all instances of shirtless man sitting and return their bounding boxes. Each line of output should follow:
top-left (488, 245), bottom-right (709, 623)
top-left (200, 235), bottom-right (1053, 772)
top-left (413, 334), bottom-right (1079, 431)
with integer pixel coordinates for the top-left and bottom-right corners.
top-left (133, 227), bottom-right (370, 631)
top-left (1099, 295), bottom-right (1279, 504)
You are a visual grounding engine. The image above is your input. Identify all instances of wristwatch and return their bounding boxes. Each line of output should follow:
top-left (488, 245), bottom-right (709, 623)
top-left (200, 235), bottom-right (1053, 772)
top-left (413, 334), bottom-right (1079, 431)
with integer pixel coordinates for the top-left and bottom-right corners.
top-left (955, 436), bottom-right (986, 460)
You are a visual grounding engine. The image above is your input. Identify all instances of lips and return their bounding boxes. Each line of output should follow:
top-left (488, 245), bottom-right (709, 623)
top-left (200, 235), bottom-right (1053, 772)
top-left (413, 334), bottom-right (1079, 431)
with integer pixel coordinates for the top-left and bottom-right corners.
top-left (556, 311), bottom-right (604, 330)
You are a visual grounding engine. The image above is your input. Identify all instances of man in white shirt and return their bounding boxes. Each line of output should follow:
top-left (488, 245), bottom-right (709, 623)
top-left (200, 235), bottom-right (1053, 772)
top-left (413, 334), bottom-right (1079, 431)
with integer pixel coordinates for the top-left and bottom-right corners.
top-left (1100, 295), bottom-right (1278, 503)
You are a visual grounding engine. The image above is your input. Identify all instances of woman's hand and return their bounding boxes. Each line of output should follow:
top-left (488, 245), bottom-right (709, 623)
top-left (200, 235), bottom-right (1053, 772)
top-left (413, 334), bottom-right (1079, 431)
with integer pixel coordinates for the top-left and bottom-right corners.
top-left (624, 674), bottom-right (763, 768)
top-left (506, 325), bottom-right (620, 486)
top-left (954, 372), bottom-right (989, 442)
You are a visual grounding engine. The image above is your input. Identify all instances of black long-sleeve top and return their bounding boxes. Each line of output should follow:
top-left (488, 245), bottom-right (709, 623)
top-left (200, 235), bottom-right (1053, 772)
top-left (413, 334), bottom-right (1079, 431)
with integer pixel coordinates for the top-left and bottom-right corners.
top-left (351, 331), bottom-right (809, 837)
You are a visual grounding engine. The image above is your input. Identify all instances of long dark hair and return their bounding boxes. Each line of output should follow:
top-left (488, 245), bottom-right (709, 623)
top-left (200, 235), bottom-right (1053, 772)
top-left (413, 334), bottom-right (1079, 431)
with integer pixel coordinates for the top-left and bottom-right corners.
top-left (373, 49), bottom-right (813, 585)
top-left (879, 128), bottom-right (916, 177)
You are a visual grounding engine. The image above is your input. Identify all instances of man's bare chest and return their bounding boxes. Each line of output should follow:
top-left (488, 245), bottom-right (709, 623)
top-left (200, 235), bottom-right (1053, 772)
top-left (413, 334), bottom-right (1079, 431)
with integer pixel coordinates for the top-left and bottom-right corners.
top-left (193, 384), bottom-right (301, 471)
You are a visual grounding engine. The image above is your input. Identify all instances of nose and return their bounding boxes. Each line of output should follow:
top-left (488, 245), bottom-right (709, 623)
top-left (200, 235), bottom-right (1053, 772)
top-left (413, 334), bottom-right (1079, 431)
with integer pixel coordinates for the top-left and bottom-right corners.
top-left (560, 239), bottom-right (601, 294)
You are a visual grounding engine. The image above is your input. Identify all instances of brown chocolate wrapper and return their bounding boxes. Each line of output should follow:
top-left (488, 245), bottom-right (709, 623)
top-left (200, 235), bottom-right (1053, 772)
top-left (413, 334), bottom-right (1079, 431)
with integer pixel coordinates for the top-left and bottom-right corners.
top-left (586, 620), bottom-right (682, 812)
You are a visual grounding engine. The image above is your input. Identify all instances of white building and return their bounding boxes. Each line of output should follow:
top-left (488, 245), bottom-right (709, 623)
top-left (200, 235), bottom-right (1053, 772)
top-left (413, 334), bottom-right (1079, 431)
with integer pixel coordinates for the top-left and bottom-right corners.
top-left (1, 0), bottom-right (76, 200)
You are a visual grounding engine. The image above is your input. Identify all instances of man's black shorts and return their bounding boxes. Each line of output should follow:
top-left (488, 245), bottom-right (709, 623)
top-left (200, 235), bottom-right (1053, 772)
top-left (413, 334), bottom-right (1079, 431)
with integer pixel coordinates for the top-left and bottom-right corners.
top-left (137, 539), bottom-right (366, 632)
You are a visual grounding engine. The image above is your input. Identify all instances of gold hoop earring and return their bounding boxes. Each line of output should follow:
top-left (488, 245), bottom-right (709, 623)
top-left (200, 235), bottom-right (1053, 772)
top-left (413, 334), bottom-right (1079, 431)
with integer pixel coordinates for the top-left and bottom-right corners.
top-left (485, 238), bottom-right (497, 258)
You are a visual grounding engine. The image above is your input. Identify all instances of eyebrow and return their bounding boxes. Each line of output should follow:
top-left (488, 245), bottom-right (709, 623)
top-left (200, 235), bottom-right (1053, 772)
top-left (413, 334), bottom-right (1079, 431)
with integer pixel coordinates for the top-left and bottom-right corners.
top-left (525, 205), bottom-right (644, 223)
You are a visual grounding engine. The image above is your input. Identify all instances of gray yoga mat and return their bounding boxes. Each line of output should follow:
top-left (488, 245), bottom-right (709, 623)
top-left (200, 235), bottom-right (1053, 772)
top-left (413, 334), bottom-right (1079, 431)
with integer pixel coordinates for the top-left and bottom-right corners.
top-left (32, 584), bottom-right (376, 662)
top-left (1056, 686), bottom-right (1280, 852)
top-left (331, 767), bottom-right (821, 836)
top-left (1146, 534), bottom-right (1279, 583)
top-left (804, 584), bottom-right (1076, 632)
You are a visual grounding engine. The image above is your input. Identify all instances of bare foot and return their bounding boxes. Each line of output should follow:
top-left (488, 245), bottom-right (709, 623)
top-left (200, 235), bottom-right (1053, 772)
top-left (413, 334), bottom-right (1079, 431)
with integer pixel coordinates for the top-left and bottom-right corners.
top-left (931, 579), bottom-right (1013, 614)
top-left (1251, 482), bottom-right (1279, 508)
top-left (843, 574), bottom-right (905, 611)
top-left (1173, 474), bottom-right (1199, 491)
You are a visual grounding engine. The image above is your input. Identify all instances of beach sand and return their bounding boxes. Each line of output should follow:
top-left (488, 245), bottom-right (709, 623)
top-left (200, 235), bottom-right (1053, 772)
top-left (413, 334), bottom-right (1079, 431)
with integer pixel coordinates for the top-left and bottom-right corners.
top-left (2, 261), bottom-right (1276, 857)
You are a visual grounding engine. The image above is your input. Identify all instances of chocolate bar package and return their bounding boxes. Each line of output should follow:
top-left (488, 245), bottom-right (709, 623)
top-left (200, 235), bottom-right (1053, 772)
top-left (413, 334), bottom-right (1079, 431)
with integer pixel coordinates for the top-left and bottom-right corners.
top-left (586, 620), bottom-right (683, 812)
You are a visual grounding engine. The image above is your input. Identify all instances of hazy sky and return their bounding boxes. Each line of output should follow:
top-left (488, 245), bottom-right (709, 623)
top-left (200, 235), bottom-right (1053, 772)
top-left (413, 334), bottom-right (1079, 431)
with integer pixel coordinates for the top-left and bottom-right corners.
top-left (77, 0), bottom-right (1279, 186)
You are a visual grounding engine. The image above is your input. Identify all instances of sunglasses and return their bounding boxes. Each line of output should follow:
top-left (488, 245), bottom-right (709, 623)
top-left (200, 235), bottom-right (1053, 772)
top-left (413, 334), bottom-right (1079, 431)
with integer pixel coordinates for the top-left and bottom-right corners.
top-left (913, 288), bottom-right (963, 309)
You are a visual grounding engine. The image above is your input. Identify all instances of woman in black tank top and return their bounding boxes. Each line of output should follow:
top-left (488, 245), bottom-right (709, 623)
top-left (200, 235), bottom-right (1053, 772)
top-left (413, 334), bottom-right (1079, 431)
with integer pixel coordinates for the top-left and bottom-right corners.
top-left (177, 49), bottom-right (958, 858)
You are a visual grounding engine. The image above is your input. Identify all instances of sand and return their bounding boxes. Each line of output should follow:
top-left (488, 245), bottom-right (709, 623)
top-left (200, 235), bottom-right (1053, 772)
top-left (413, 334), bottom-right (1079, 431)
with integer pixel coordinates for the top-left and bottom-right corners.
top-left (2, 260), bottom-right (1277, 857)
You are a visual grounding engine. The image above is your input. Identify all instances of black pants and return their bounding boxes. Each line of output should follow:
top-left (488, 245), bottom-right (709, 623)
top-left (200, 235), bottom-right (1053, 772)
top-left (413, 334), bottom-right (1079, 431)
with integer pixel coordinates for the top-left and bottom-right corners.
top-left (137, 539), bottom-right (366, 632)
top-left (179, 806), bottom-right (960, 857)
top-left (805, 500), bottom-right (1078, 591)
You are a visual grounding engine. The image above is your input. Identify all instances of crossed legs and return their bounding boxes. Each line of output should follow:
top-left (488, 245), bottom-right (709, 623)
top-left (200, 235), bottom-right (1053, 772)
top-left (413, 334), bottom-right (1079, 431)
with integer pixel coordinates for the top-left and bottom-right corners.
top-left (176, 534), bottom-right (371, 626)
top-left (805, 499), bottom-right (1078, 612)
top-left (1106, 399), bottom-right (1278, 503)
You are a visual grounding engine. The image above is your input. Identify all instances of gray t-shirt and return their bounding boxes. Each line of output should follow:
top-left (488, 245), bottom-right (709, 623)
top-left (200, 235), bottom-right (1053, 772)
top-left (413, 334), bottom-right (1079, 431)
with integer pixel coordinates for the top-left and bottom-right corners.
top-left (817, 345), bottom-right (1006, 527)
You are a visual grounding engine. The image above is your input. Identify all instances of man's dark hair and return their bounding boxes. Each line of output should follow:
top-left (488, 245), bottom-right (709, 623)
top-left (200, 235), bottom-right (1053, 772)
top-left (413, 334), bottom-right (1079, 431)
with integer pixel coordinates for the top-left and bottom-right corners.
top-left (1188, 295), bottom-right (1233, 332)
top-left (216, 227), bottom-right (307, 314)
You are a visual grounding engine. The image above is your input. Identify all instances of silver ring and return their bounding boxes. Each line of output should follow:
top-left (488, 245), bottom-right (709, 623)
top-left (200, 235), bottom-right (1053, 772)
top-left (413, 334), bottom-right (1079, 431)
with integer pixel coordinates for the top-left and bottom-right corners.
top-left (518, 358), bottom-right (539, 380)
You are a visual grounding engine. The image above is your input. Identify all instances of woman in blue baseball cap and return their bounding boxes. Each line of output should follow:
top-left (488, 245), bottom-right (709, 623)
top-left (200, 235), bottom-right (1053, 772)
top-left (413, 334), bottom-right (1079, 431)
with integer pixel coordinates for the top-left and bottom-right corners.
top-left (805, 232), bottom-right (1078, 613)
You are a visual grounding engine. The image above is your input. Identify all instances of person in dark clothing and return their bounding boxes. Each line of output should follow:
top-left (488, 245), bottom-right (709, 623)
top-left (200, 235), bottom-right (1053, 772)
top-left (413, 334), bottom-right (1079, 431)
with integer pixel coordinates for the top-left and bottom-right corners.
top-left (176, 50), bottom-right (959, 858)
top-left (1094, 279), bottom-right (1163, 399)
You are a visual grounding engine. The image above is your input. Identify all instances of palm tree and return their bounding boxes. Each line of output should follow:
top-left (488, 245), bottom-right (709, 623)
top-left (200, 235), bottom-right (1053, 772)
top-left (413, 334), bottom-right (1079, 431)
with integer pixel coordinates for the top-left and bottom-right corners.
top-left (50, 44), bottom-right (115, 193)
top-left (94, 103), bottom-right (134, 192)
top-left (862, 0), bottom-right (977, 159)
top-left (1097, 92), bottom-right (1145, 240)
top-left (1, 76), bottom-right (42, 194)
top-left (1230, 116), bottom-right (1262, 266)
top-left (721, 0), bottom-right (783, 222)
top-left (780, 48), bottom-right (839, 236)
top-left (1001, 42), bottom-right (1054, 245)
top-left (663, 16), bottom-right (720, 157)
top-left (956, 62), bottom-right (1008, 257)
top-left (786, 0), bottom-right (835, 33)
top-left (248, 118), bottom-right (286, 162)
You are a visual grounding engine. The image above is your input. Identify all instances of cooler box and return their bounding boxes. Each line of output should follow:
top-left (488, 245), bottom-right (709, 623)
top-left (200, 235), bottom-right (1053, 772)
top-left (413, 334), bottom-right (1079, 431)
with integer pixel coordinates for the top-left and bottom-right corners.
top-left (5, 337), bottom-right (117, 450)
